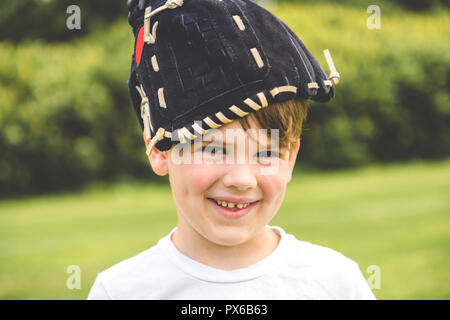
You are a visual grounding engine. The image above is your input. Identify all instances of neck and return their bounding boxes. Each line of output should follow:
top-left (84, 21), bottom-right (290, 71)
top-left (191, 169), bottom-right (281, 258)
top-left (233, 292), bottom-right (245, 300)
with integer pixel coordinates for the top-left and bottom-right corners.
top-left (171, 223), bottom-right (280, 271)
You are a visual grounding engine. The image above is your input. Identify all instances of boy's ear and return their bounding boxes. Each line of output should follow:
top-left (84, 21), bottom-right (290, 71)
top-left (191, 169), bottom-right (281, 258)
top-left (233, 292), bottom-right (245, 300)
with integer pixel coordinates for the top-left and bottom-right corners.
top-left (144, 133), bottom-right (169, 176)
top-left (286, 138), bottom-right (300, 183)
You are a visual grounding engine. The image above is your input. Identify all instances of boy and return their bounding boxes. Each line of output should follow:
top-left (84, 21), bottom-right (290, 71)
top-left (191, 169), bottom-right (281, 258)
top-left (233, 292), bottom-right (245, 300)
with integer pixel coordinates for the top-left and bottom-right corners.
top-left (87, 0), bottom-right (375, 299)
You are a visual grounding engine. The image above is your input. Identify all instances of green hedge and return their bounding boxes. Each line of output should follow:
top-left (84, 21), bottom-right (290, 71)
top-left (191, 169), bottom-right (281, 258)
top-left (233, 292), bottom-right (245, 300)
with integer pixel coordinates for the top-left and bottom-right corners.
top-left (275, 0), bottom-right (450, 11)
top-left (0, 0), bottom-right (127, 42)
top-left (0, 22), bottom-right (156, 196)
top-left (0, 4), bottom-right (449, 196)
top-left (279, 3), bottom-right (450, 168)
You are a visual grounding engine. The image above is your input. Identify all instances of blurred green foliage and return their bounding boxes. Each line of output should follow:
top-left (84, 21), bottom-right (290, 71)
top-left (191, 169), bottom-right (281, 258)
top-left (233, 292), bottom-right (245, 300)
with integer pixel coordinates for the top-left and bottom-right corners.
top-left (0, 22), bottom-right (157, 196)
top-left (277, 0), bottom-right (450, 12)
top-left (0, 2), bottom-right (449, 197)
top-left (1, 1), bottom-right (448, 43)
top-left (393, 0), bottom-right (450, 10)
top-left (295, 3), bottom-right (450, 168)
top-left (0, 0), bottom-right (127, 42)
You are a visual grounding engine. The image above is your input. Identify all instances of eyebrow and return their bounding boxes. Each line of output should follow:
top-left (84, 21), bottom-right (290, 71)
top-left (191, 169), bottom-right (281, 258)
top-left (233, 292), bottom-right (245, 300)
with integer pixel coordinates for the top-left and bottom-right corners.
top-left (198, 139), bottom-right (230, 148)
top-left (197, 137), bottom-right (274, 150)
top-left (245, 130), bottom-right (273, 149)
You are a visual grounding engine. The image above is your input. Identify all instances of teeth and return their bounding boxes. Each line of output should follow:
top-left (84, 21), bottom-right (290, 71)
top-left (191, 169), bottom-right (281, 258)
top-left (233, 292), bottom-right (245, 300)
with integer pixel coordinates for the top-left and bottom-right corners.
top-left (213, 199), bottom-right (251, 209)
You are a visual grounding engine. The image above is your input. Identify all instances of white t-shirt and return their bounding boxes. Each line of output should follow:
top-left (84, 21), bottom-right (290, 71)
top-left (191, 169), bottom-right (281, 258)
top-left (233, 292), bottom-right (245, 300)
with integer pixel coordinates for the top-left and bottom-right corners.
top-left (87, 226), bottom-right (376, 300)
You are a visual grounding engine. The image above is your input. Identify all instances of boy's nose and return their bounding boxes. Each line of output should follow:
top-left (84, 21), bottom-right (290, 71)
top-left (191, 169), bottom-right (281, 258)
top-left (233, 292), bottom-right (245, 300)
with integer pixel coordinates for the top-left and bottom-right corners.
top-left (222, 164), bottom-right (257, 191)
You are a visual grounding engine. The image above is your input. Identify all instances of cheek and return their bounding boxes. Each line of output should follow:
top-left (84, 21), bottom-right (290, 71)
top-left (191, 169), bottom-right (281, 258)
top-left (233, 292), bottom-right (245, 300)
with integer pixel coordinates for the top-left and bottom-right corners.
top-left (172, 162), bottom-right (222, 196)
top-left (258, 161), bottom-right (291, 203)
top-left (259, 174), bottom-right (286, 202)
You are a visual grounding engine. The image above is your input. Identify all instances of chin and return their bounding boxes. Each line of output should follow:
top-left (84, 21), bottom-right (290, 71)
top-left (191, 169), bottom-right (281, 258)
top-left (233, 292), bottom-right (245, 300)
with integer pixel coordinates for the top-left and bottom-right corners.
top-left (205, 225), bottom-right (253, 247)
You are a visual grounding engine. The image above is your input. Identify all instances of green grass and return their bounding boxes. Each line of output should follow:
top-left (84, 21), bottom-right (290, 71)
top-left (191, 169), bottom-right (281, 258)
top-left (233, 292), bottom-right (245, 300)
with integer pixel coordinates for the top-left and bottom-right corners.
top-left (1, 160), bottom-right (449, 299)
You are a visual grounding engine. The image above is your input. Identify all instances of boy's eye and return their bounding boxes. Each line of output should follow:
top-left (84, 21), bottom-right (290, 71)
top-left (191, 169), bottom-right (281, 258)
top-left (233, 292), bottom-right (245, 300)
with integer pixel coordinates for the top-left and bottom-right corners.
top-left (256, 150), bottom-right (279, 158)
top-left (201, 145), bottom-right (225, 155)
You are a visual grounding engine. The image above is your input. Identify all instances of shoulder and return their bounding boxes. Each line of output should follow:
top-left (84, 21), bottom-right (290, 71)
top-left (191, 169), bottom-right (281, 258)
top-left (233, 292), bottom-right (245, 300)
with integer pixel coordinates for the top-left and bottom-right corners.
top-left (88, 236), bottom-right (177, 299)
top-left (272, 226), bottom-right (357, 271)
top-left (280, 232), bottom-right (376, 299)
top-left (287, 235), bottom-right (358, 270)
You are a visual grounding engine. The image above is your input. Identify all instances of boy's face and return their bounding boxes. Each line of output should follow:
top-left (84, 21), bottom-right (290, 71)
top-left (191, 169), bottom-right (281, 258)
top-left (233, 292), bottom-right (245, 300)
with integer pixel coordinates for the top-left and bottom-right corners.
top-left (147, 117), bottom-right (300, 247)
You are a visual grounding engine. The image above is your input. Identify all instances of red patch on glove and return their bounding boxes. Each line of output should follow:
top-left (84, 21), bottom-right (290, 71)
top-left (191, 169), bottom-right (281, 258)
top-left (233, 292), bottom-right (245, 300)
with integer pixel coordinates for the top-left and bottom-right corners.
top-left (135, 26), bottom-right (144, 67)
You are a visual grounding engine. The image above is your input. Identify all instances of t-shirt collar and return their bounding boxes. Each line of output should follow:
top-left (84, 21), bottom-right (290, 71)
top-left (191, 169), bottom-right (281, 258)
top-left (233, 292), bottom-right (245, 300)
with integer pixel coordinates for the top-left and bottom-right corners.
top-left (161, 225), bottom-right (289, 283)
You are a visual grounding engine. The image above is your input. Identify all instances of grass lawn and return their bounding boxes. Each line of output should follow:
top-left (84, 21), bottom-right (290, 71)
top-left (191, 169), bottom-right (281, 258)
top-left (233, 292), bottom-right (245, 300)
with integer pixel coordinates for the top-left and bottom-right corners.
top-left (0, 159), bottom-right (449, 299)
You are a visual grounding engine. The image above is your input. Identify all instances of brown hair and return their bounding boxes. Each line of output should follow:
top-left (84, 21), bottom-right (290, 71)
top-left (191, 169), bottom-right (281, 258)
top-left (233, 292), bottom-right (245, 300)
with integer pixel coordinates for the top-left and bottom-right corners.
top-left (238, 99), bottom-right (309, 151)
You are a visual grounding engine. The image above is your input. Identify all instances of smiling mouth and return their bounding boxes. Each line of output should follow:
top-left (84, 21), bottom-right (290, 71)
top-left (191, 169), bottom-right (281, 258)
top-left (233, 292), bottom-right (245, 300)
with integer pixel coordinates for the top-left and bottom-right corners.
top-left (207, 198), bottom-right (259, 210)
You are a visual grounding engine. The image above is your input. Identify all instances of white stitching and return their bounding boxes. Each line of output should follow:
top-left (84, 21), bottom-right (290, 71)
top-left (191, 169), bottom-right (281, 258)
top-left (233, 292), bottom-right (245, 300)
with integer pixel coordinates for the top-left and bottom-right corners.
top-left (204, 117), bottom-right (221, 129)
top-left (215, 112), bottom-right (233, 124)
top-left (270, 85), bottom-right (297, 97)
top-left (192, 122), bottom-right (207, 134)
top-left (323, 49), bottom-right (340, 85)
top-left (244, 92), bottom-right (268, 111)
top-left (229, 105), bottom-right (249, 117)
top-left (308, 82), bottom-right (319, 89)
top-left (158, 88), bottom-right (167, 108)
top-left (250, 48), bottom-right (264, 68)
top-left (180, 127), bottom-right (195, 140)
top-left (146, 127), bottom-right (165, 156)
top-left (144, 8), bottom-right (159, 44)
top-left (151, 55), bottom-right (159, 72)
top-left (135, 85), bottom-right (154, 138)
top-left (144, 0), bottom-right (184, 44)
top-left (232, 15), bottom-right (245, 31)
